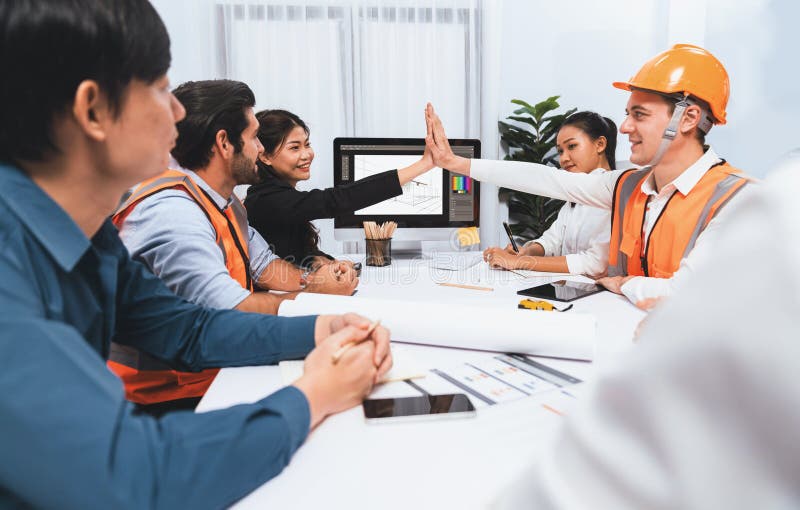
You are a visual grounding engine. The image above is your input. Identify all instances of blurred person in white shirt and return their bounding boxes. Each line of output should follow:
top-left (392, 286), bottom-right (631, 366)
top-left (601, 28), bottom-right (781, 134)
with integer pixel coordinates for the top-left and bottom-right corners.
top-left (491, 151), bottom-right (800, 509)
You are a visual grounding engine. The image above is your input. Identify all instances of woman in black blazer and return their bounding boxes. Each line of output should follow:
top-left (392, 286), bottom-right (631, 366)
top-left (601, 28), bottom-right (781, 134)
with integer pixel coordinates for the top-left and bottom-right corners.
top-left (245, 109), bottom-right (433, 268)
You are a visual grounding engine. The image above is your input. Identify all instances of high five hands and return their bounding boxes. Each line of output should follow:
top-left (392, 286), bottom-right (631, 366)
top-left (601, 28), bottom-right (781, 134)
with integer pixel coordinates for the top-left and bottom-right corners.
top-left (424, 103), bottom-right (471, 176)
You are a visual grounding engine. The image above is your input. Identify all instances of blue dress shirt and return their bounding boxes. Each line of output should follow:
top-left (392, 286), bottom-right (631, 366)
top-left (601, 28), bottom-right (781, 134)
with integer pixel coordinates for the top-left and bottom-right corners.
top-left (0, 163), bottom-right (317, 509)
top-left (118, 168), bottom-right (280, 309)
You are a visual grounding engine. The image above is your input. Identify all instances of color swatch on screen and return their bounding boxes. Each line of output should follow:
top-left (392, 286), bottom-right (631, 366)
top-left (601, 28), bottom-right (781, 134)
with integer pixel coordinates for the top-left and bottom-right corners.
top-left (451, 175), bottom-right (471, 194)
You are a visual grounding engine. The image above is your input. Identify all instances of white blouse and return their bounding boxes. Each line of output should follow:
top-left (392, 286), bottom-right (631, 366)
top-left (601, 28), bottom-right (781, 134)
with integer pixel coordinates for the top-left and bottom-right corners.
top-left (526, 168), bottom-right (610, 277)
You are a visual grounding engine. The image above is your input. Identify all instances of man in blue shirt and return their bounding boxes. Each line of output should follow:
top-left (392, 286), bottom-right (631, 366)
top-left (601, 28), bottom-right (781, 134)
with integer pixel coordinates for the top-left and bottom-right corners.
top-left (0, 1), bottom-right (391, 508)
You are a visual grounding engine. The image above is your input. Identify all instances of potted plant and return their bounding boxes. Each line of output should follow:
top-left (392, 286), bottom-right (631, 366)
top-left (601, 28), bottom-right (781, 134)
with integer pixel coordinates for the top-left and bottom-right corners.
top-left (498, 96), bottom-right (576, 243)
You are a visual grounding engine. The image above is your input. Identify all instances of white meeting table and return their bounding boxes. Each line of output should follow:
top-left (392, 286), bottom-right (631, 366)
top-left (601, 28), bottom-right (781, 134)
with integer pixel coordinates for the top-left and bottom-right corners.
top-left (197, 253), bottom-right (646, 509)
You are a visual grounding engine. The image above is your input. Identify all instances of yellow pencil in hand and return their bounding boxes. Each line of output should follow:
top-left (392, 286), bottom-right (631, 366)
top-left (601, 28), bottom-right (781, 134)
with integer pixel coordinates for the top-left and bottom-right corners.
top-left (331, 319), bottom-right (381, 364)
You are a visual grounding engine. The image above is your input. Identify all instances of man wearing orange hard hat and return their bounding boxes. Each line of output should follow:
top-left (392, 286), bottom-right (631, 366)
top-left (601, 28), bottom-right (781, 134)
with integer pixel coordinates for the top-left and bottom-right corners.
top-left (425, 44), bottom-right (754, 307)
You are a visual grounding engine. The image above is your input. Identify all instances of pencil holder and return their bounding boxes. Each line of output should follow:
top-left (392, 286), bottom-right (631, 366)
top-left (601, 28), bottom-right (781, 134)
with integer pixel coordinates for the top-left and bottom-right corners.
top-left (365, 238), bottom-right (392, 267)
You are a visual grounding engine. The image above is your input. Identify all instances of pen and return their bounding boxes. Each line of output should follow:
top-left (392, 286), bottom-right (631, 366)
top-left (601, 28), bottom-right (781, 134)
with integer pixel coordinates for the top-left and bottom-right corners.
top-left (503, 221), bottom-right (519, 253)
top-left (331, 319), bottom-right (381, 364)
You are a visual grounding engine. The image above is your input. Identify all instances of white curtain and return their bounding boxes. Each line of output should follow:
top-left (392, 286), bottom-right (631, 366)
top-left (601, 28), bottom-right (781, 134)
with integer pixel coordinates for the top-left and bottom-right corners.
top-left (351, 2), bottom-right (480, 138)
top-left (219, 3), bottom-right (351, 139)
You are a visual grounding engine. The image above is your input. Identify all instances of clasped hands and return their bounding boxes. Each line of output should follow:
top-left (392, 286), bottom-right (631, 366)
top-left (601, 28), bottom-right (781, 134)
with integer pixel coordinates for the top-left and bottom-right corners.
top-left (296, 313), bottom-right (393, 428)
top-left (305, 259), bottom-right (359, 295)
top-left (315, 312), bottom-right (392, 377)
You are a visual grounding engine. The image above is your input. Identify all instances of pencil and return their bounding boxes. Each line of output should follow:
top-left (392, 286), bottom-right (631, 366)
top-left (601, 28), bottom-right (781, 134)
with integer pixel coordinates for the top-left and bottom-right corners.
top-left (507, 269), bottom-right (528, 278)
top-left (437, 282), bottom-right (494, 292)
top-left (331, 319), bottom-right (381, 364)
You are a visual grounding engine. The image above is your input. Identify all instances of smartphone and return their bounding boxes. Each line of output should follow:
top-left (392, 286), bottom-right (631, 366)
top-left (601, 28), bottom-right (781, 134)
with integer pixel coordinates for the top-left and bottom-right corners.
top-left (502, 221), bottom-right (519, 252)
top-left (362, 394), bottom-right (476, 423)
top-left (517, 280), bottom-right (604, 302)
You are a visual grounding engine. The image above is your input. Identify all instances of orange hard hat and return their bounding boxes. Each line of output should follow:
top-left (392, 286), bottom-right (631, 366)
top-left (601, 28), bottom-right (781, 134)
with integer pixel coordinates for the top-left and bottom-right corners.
top-left (613, 44), bottom-right (729, 125)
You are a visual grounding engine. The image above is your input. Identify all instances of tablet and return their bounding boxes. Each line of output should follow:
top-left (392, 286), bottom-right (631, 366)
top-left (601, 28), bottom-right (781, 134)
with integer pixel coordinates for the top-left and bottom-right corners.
top-left (517, 280), bottom-right (604, 302)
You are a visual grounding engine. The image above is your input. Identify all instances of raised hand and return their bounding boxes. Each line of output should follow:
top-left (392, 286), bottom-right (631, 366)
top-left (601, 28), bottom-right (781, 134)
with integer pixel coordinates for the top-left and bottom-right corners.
top-left (424, 103), bottom-right (471, 175)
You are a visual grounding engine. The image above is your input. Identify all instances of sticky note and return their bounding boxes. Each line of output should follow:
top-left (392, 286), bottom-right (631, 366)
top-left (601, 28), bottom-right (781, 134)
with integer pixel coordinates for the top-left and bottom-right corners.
top-left (456, 226), bottom-right (480, 247)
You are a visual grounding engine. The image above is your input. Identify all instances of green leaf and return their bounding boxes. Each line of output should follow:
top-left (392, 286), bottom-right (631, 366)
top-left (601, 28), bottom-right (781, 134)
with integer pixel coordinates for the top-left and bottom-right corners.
top-left (539, 123), bottom-right (562, 144)
top-left (510, 98), bottom-right (537, 114)
top-left (499, 96), bottom-right (576, 241)
top-left (505, 115), bottom-right (539, 129)
top-left (540, 107), bottom-right (577, 125)
top-left (532, 96), bottom-right (561, 121)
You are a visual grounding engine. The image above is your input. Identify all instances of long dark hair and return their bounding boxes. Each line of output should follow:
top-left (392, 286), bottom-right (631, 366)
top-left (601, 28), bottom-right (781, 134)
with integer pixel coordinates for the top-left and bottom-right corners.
top-left (561, 111), bottom-right (618, 170)
top-left (255, 109), bottom-right (320, 255)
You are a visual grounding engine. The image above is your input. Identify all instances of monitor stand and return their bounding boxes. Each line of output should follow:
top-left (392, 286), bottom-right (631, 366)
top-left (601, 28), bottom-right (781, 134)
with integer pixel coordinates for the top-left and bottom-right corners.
top-left (387, 240), bottom-right (427, 260)
top-left (339, 239), bottom-right (479, 259)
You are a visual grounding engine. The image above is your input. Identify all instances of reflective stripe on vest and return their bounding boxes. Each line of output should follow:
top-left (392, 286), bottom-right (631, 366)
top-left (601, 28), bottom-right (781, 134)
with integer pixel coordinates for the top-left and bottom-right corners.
top-left (607, 168), bottom-right (647, 277)
top-left (108, 169), bottom-right (253, 404)
top-left (608, 162), bottom-right (749, 278)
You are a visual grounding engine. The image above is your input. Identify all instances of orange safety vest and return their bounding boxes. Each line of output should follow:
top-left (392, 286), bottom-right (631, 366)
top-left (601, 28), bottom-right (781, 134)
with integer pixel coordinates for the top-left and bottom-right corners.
top-left (608, 161), bottom-right (749, 279)
top-left (107, 169), bottom-right (254, 404)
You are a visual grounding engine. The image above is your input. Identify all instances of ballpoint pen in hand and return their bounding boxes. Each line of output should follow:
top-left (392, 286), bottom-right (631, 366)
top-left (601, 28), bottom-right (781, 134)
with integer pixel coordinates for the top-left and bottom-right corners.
top-left (331, 319), bottom-right (381, 364)
top-left (503, 221), bottom-right (519, 253)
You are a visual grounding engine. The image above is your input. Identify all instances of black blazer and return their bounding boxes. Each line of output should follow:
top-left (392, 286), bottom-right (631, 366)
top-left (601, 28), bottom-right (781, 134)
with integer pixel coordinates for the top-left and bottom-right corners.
top-left (245, 168), bottom-right (402, 267)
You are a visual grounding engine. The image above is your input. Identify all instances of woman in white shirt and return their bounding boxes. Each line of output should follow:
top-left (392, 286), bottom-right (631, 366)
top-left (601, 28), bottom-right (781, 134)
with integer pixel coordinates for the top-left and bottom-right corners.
top-left (484, 111), bottom-right (617, 277)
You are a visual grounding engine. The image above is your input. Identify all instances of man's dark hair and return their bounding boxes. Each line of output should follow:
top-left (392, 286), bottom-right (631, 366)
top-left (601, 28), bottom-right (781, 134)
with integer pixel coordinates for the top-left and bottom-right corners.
top-left (0, 0), bottom-right (171, 164)
top-left (171, 80), bottom-right (256, 170)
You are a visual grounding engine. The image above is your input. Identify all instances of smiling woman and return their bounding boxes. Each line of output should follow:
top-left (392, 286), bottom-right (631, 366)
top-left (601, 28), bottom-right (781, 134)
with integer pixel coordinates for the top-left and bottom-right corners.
top-left (245, 109), bottom-right (434, 269)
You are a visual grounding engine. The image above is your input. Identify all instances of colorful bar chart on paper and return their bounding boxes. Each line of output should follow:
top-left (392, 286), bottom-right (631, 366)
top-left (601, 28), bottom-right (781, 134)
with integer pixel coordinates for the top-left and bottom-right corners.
top-left (429, 355), bottom-right (581, 407)
top-left (451, 175), bottom-right (471, 194)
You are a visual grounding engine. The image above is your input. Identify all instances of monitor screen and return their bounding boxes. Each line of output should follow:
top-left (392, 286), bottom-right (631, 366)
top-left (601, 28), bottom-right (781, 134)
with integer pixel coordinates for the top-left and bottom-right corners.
top-left (333, 138), bottom-right (480, 231)
top-left (353, 155), bottom-right (443, 215)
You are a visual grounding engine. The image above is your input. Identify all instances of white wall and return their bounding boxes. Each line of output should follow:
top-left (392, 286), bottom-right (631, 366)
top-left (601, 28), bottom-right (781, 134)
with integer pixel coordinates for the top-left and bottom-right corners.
top-left (496, 0), bottom-right (798, 177)
top-left (152, 0), bottom-right (218, 85)
top-left (703, 0), bottom-right (800, 176)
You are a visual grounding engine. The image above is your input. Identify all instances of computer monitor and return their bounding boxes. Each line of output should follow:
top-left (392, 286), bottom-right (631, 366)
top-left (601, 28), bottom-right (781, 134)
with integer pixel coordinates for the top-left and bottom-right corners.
top-left (333, 137), bottom-right (480, 250)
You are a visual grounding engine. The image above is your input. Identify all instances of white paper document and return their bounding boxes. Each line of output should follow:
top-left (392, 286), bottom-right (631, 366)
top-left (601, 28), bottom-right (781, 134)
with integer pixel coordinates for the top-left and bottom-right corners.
top-left (428, 251), bottom-right (483, 271)
top-left (279, 294), bottom-right (596, 360)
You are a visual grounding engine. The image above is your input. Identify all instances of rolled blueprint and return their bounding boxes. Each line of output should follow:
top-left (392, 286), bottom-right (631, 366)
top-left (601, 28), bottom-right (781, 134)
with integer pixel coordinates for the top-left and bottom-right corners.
top-left (279, 294), bottom-right (596, 360)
